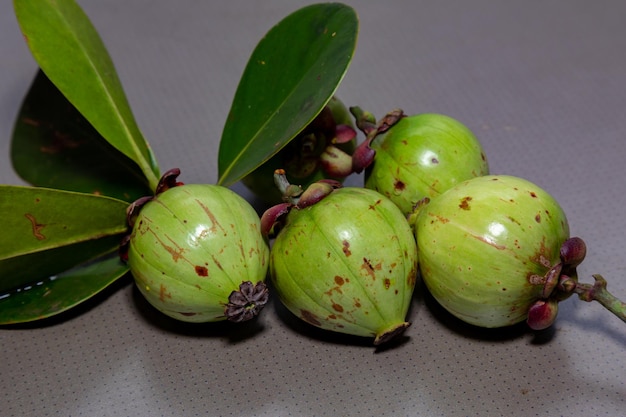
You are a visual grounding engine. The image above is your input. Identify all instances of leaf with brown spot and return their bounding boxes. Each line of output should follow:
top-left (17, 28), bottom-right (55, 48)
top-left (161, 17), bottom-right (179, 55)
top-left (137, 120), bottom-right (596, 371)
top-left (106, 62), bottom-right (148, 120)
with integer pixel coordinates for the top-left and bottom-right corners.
top-left (14, 1), bottom-right (160, 190)
top-left (1, 185), bottom-right (128, 295)
top-left (11, 71), bottom-right (153, 202)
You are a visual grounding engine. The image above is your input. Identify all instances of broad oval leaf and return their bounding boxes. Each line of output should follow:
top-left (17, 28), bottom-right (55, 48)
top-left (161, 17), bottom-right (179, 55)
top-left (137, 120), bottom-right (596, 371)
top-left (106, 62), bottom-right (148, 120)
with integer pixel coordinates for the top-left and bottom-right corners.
top-left (217, 3), bottom-right (358, 186)
top-left (0, 253), bottom-right (129, 324)
top-left (11, 71), bottom-right (153, 202)
top-left (13, 0), bottom-right (160, 190)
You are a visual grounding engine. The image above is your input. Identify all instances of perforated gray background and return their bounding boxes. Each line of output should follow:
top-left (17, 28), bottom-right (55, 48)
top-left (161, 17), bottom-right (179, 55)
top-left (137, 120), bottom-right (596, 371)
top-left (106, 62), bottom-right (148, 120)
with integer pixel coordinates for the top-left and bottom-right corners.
top-left (1, 1), bottom-right (625, 416)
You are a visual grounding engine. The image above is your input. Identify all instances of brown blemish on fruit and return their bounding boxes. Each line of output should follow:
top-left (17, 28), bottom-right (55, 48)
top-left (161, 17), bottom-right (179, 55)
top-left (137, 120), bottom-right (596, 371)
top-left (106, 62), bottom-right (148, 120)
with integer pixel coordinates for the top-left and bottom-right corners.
top-left (342, 240), bottom-right (352, 257)
top-left (535, 213), bottom-right (541, 223)
top-left (530, 237), bottom-right (552, 267)
top-left (212, 254), bottom-right (224, 271)
top-left (459, 196), bottom-right (472, 210)
top-left (332, 303), bottom-right (344, 313)
top-left (334, 276), bottom-right (345, 286)
top-left (324, 284), bottom-right (343, 296)
top-left (529, 191), bottom-right (538, 198)
top-left (195, 265), bottom-right (208, 276)
top-left (507, 216), bottom-right (521, 226)
top-left (24, 213), bottom-right (46, 240)
top-left (472, 234), bottom-right (506, 250)
top-left (383, 278), bottom-right (391, 289)
top-left (195, 199), bottom-right (227, 236)
top-left (152, 232), bottom-right (187, 263)
top-left (528, 274), bottom-right (544, 285)
top-left (368, 199), bottom-right (383, 210)
top-left (394, 179), bottom-right (406, 191)
top-left (354, 298), bottom-right (362, 308)
top-left (301, 309), bottom-right (321, 326)
top-left (159, 284), bottom-right (172, 302)
top-left (361, 257), bottom-right (376, 279)
top-left (428, 212), bottom-right (450, 224)
top-left (407, 265), bottom-right (417, 287)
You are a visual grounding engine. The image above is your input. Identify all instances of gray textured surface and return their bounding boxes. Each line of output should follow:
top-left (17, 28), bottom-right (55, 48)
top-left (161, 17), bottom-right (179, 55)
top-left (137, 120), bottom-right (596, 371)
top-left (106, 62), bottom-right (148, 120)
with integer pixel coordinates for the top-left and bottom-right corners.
top-left (1, 1), bottom-right (625, 416)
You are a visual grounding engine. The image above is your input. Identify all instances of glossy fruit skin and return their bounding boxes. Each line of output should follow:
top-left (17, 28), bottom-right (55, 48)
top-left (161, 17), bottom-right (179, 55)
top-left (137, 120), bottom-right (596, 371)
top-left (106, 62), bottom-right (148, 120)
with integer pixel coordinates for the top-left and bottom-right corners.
top-left (365, 113), bottom-right (489, 216)
top-left (128, 184), bottom-right (269, 323)
top-left (242, 96), bottom-right (356, 205)
top-left (414, 175), bottom-right (569, 328)
top-left (269, 187), bottom-right (418, 344)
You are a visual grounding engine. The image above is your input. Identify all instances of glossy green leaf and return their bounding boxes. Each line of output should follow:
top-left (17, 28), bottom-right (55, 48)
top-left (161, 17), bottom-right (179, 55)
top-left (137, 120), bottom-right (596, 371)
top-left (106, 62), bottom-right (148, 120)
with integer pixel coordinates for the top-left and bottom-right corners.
top-left (13, 0), bottom-right (160, 190)
top-left (217, 3), bottom-right (358, 185)
top-left (1, 185), bottom-right (128, 261)
top-left (11, 71), bottom-right (153, 202)
top-left (0, 253), bottom-right (129, 324)
top-left (0, 186), bottom-right (130, 324)
top-left (0, 235), bottom-right (123, 294)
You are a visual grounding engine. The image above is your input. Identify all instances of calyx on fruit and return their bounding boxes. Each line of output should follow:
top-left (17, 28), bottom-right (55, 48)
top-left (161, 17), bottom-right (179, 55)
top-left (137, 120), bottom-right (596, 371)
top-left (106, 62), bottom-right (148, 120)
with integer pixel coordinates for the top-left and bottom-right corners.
top-left (350, 107), bottom-right (489, 216)
top-left (120, 169), bottom-right (270, 323)
top-left (412, 174), bottom-right (626, 330)
top-left (242, 96), bottom-right (357, 205)
top-left (261, 170), bottom-right (418, 345)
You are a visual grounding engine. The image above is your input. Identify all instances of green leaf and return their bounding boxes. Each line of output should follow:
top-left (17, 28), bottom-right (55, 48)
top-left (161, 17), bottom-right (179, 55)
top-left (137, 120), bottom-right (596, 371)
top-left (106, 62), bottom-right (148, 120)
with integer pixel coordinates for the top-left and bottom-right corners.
top-left (13, 0), bottom-right (160, 191)
top-left (0, 186), bottom-right (130, 324)
top-left (1, 185), bottom-right (128, 261)
top-left (0, 253), bottom-right (129, 324)
top-left (0, 185), bottom-right (128, 290)
top-left (11, 71), bottom-right (153, 202)
top-left (0, 235), bottom-right (123, 294)
top-left (217, 3), bottom-right (358, 185)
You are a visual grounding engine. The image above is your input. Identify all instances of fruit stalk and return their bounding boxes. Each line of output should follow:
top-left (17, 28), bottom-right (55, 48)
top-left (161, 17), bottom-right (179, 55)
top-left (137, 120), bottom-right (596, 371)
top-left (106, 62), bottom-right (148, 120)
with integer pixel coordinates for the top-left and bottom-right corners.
top-left (574, 274), bottom-right (626, 323)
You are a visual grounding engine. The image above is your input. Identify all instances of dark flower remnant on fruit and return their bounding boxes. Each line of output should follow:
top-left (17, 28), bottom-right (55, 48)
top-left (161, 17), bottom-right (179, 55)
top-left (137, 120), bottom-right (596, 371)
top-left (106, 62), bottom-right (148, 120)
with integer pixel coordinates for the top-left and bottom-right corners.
top-left (225, 281), bottom-right (270, 322)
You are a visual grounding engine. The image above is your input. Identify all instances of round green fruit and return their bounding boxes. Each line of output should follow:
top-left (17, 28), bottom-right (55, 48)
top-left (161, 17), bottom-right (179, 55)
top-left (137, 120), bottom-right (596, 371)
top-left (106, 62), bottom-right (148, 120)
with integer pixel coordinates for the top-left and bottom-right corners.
top-left (365, 113), bottom-right (489, 216)
top-left (413, 175), bottom-right (570, 328)
top-left (127, 184), bottom-right (270, 323)
top-left (268, 186), bottom-right (418, 345)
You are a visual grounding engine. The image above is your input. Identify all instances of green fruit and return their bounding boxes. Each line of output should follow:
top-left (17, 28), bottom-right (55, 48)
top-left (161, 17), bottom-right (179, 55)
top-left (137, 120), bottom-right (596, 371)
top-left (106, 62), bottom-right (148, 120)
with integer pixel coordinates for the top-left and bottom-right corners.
top-left (268, 187), bottom-right (418, 345)
top-left (242, 96), bottom-right (356, 205)
top-left (128, 184), bottom-right (270, 323)
top-left (414, 175), bottom-right (569, 328)
top-left (365, 113), bottom-right (489, 216)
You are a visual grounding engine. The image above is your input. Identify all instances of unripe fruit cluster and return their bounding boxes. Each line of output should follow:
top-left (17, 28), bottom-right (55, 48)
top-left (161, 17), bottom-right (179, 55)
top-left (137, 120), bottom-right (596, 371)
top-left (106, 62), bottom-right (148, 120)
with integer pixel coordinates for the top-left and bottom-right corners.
top-left (123, 103), bottom-right (624, 346)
